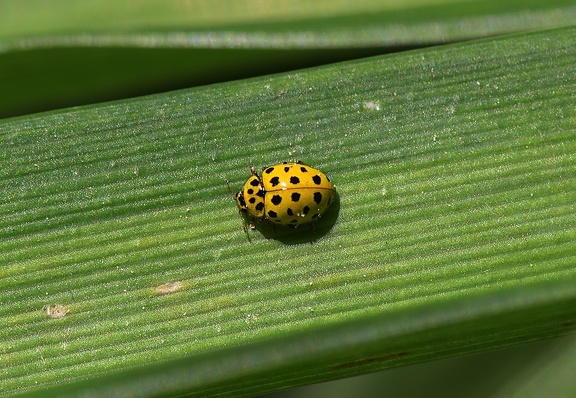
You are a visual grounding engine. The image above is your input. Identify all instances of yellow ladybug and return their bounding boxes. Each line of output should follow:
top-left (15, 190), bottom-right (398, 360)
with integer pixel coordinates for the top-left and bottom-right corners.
top-left (229, 161), bottom-right (336, 230)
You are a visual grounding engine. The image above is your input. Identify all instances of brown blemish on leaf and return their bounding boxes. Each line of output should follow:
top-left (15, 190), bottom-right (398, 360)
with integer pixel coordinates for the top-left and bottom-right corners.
top-left (155, 281), bottom-right (183, 295)
top-left (333, 352), bottom-right (409, 370)
top-left (45, 304), bottom-right (68, 319)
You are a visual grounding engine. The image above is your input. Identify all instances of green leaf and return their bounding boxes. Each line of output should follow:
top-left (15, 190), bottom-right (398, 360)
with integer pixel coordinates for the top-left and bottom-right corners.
top-left (2, 0), bottom-right (576, 48)
top-left (1, 0), bottom-right (576, 118)
top-left (2, 25), bottom-right (575, 397)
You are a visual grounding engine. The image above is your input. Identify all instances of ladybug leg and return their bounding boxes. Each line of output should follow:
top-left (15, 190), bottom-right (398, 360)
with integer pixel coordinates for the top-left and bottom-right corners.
top-left (237, 212), bottom-right (247, 232)
top-left (241, 217), bottom-right (252, 241)
top-left (249, 166), bottom-right (259, 178)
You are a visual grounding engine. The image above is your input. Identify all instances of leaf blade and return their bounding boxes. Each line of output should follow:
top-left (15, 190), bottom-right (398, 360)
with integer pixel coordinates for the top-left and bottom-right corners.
top-left (2, 26), bottom-right (576, 396)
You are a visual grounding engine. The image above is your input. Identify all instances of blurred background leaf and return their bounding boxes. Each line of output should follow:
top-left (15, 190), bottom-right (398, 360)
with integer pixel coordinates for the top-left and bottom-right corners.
top-left (1, 0), bottom-right (575, 118)
top-left (273, 333), bottom-right (576, 398)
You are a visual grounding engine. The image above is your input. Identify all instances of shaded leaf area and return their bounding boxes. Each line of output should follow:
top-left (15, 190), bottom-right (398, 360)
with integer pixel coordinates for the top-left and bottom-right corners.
top-left (1, 26), bottom-right (575, 396)
top-left (0, 46), bottom-right (393, 119)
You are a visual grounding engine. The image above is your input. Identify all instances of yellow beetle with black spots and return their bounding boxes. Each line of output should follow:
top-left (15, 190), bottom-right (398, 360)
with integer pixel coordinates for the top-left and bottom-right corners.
top-left (230, 161), bottom-right (336, 230)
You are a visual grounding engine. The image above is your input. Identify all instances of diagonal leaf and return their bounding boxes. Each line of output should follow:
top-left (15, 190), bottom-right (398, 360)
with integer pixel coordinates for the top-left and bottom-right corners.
top-left (1, 26), bottom-right (576, 397)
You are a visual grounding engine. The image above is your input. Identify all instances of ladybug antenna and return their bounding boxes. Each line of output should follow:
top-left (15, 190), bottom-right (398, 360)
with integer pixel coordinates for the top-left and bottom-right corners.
top-left (225, 179), bottom-right (236, 199)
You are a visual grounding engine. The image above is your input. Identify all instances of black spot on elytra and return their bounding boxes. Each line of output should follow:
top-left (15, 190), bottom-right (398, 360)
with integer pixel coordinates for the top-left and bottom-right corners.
top-left (270, 176), bottom-right (280, 187)
top-left (291, 192), bottom-right (301, 202)
top-left (247, 188), bottom-right (254, 194)
top-left (249, 198), bottom-right (256, 204)
top-left (256, 202), bottom-right (264, 211)
top-left (250, 178), bottom-right (260, 186)
top-left (287, 208), bottom-right (294, 216)
top-left (257, 189), bottom-right (265, 197)
top-left (284, 166), bottom-right (290, 172)
top-left (265, 167), bottom-right (274, 174)
top-left (290, 176), bottom-right (300, 184)
top-left (314, 192), bottom-right (322, 204)
top-left (300, 167), bottom-right (308, 173)
top-left (302, 206), bottom-right (310, 215)
top-left (268, 210), bottom-right (278, 218)
top-left (271, 195), bottom-right (282, 205)
top-left (312, 175), bottom-right (321, 185)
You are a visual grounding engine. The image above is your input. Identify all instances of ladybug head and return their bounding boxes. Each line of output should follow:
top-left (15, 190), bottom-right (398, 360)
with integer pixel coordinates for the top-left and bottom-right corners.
top-left (235, 191), bottom-right (247, 211)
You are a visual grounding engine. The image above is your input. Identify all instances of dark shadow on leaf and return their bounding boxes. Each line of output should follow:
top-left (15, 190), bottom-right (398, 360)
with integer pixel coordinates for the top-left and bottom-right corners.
top-left (250, 191), bottom-right (340, 245)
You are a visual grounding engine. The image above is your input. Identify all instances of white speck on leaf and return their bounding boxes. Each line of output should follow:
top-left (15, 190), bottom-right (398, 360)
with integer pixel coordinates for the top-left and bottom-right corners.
top-left (363, 101), bottom-right (381, 110)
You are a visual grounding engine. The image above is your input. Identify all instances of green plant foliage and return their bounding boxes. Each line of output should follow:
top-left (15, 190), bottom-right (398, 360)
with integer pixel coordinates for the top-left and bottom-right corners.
top-left (1, 0), bottom-right (575, 118)
top-left (1, 25), bottom-right (575, 396)
top-left (2, 0), bottom-right (575, 47)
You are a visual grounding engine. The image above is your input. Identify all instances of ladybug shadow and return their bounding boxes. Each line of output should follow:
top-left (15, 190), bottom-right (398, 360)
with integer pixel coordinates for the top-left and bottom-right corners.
top-left (252, 191), bottom-right (341, 245)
